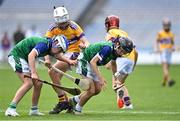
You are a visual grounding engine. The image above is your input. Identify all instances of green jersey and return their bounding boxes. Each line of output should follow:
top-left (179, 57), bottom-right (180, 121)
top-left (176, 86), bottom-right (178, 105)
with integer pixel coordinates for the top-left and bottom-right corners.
top-left (82, 41), bottom-right (117, 66)
top-left (9, 37), bottom-right (51, 61)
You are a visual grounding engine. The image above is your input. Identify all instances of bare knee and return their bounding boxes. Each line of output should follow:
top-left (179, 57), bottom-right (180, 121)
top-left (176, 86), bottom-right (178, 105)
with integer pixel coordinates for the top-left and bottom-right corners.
top-left (86, 81), bottom-right (96, 96)
top-left (94, 87), bottom-right (101, 95)
top-left (33, 81), bottom-right (43, 89)
top-left (93, 81), bottom-right (102, 95)
top-left (87, 81), bottom-right (102, 96)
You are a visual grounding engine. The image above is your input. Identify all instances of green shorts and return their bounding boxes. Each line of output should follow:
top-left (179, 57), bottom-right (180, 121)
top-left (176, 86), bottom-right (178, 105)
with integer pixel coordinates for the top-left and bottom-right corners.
top-left (8, 55), bottom-right (30, 73)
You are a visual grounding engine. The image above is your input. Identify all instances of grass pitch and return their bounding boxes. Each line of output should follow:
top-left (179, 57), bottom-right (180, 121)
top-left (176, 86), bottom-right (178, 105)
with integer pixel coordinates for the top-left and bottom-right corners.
top-left (0, 64), bottom-right (180, 121)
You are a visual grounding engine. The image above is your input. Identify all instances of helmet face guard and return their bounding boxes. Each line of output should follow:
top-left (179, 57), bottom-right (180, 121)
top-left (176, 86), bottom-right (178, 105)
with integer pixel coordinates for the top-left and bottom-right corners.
top-left (114, 37), bottom-right (134, 56)
top-left (54, 15), bottom-right (69, 23)
top-left (162, 18), bottom-right (171, 31)
top-left (52, 35), bottom-right (69, 53)
top-left (53, 6), bottom-right (70, 29)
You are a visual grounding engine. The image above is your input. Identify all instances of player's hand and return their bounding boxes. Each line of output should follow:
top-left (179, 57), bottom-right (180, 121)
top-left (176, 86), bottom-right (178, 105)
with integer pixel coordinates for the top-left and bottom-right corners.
top-left (99, 77), bottom-right (107, 90)
top-left (79, 42), bottom-right (86, 49)
top-left (44, 60), bottom-right (52, 69)
top-left (31, 73), bottom-right (39, 80)
top-left (68, 59), bottom-right (77, 66)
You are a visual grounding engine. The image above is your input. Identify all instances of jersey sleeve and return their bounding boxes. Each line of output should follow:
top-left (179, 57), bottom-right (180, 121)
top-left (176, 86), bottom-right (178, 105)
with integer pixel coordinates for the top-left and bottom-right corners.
top-left (172, 33), bottom-right (175, 41)
top-left (34, 42), bottom-right (49, 56)
top-left (105, 33), bottom-right (113, 41)
top-left (96, 46), bottom-right (112, 61)
top-left (157, 31), bottom-right (161, 42)
top-left (70, 21), bottom-right (84, 38)
top-left (44, 24), bottom-right (57, 38)
top-left (171, 33), bottom-right (175, 44)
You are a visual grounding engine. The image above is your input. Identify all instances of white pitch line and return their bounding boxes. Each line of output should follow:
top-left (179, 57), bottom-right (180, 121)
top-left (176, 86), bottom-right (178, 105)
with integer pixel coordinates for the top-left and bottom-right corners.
top-left (86, 110), bottom-right (180, 115)
top-left (0, 120), bottom-right (180, 121)
top-left (1, 110), bottom-right (180, 115)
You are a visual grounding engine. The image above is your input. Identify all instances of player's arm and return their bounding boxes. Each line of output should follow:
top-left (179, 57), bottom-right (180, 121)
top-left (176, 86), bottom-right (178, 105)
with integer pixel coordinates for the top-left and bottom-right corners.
top-left (111, 56), bottom-right (128, 87)
top-left (90, 46), bottom-right (112, 86)
top-left (111, 60), bottom-right (117, 74)
top-left (28, 49), bottom-right (39, 79)
top-left (171, 33), bottom-right (175, 52)
top-left (155, 32), bottom-right (161, 52)
top-left (90, 55), bottom-right (107, 87)
top-left (28, 42), bottom-right (50, 78)
top-left (44, 25), bottom-right (56, 66)
top-left (111, 60), bottom-right (116, 86)
top-left (133, 50), bottom-right (138, 70)
top-left (73, 22), bottom-right (90, 49)
top-left (54, 53), bottom-right (77, 66)
top-left (44, 55), bottom-right (51, 68)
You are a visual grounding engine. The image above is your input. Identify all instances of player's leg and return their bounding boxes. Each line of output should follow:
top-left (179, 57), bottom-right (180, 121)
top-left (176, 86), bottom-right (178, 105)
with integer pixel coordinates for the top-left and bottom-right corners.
top-left (162, 62), bottom-right (168, 86)
top-left (113, 83), bottom-right (133, 109)
top-left (48, 60), bottom-right (69, 114)
top-left (71, 59), bottom-right (102, 114)
top-left (71, 79), bottom-right (102, 114)
top-left (161, 49), bottom-right (175, 86)
top-left (74, 79), bottom-right (95, 113)
top-left (48, 52), bottom-right (79, 114)
top-left (114, 58), bottom-right (134, 109)
top-left (29, 79), bottom-right (44, 115)
top-left (5, 56), bottom-right (33, 116)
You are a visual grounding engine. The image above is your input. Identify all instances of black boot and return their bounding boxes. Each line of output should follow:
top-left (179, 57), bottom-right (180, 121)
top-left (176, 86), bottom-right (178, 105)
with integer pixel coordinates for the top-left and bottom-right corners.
top-left (168, 80), bottom-right (175, 87)
top-left (49, 101), bottom-right (69, 114)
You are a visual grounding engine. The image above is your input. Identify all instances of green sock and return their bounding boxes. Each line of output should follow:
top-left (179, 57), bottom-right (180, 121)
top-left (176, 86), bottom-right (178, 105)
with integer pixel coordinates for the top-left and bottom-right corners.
top-left (9, 102), bottom-right (17, 109)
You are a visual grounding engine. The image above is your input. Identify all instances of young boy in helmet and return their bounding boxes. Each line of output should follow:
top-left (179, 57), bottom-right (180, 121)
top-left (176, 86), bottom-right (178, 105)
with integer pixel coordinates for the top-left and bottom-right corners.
top-left (156, 18), bottom-right (175, 87)
top-left (44, 6), bottom-right (89, 114)
top-left (5, 35), bottom-right (76, 116)
top-left (69, 37), bottom-right (134, 114)
top-left (104, 15), bottom-right (138, 109)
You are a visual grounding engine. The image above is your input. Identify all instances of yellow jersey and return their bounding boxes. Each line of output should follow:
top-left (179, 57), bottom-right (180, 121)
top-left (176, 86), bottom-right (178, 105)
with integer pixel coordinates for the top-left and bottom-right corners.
top-left (45, 21), bottom-right (84, 52)
top-left (157, 30), bottom-right (174, 51)
top-left (105, 28), bottom-right (138, 62)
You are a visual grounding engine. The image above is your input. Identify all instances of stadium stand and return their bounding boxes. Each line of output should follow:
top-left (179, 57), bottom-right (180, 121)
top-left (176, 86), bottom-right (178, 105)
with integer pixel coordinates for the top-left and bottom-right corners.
top-left (0, 0), bottom-right (180, 64)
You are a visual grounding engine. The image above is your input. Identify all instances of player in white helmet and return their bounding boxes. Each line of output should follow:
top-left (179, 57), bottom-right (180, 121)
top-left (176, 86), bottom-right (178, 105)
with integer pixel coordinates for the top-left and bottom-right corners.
top-left (44, 6), bottom-right (89, 114)
top-left (53, 6), bottom-right (70, 30)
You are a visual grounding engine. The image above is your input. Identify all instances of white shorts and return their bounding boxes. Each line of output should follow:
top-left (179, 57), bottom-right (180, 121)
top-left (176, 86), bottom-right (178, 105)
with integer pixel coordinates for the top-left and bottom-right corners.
top-left (76, 53), bottom-right (99, 82)
top-left (8, 55), bottom-right (30, 73)
top-left (116, 57), bottom-right (134, 75)
top-left (160, 49), bottom-right (172, 64)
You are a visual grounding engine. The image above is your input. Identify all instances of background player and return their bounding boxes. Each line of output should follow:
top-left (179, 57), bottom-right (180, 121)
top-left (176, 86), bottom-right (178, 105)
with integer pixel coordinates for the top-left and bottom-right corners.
top-left (105, 15), bottom-right (138, 109)
top-left (69, 37), bottom-right (134, 114)
top-left (5, 35), bottom-right (76, 116)
top-left (155, 18), bottom-right (175, 87)
top-left (44, 6), bottom-right (89, 114)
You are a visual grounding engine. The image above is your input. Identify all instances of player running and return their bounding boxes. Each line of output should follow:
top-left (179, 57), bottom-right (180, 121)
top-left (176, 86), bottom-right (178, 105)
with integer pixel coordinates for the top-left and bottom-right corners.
top-left (69, 37), bottom-right (134, 114)
top-left (155, 18), bottom-right (175, 87)
top-left (5, 35), bottom-right (76, 116)
top-left (105, 15), bottom-right (138, 109)
top-left (44, 6), bottom-right (89, 114)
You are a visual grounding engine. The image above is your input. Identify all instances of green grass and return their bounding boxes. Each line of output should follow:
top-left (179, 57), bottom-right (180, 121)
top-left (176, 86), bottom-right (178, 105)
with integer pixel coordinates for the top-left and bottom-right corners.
top-left (0, 64), bottom-right (180, 120)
